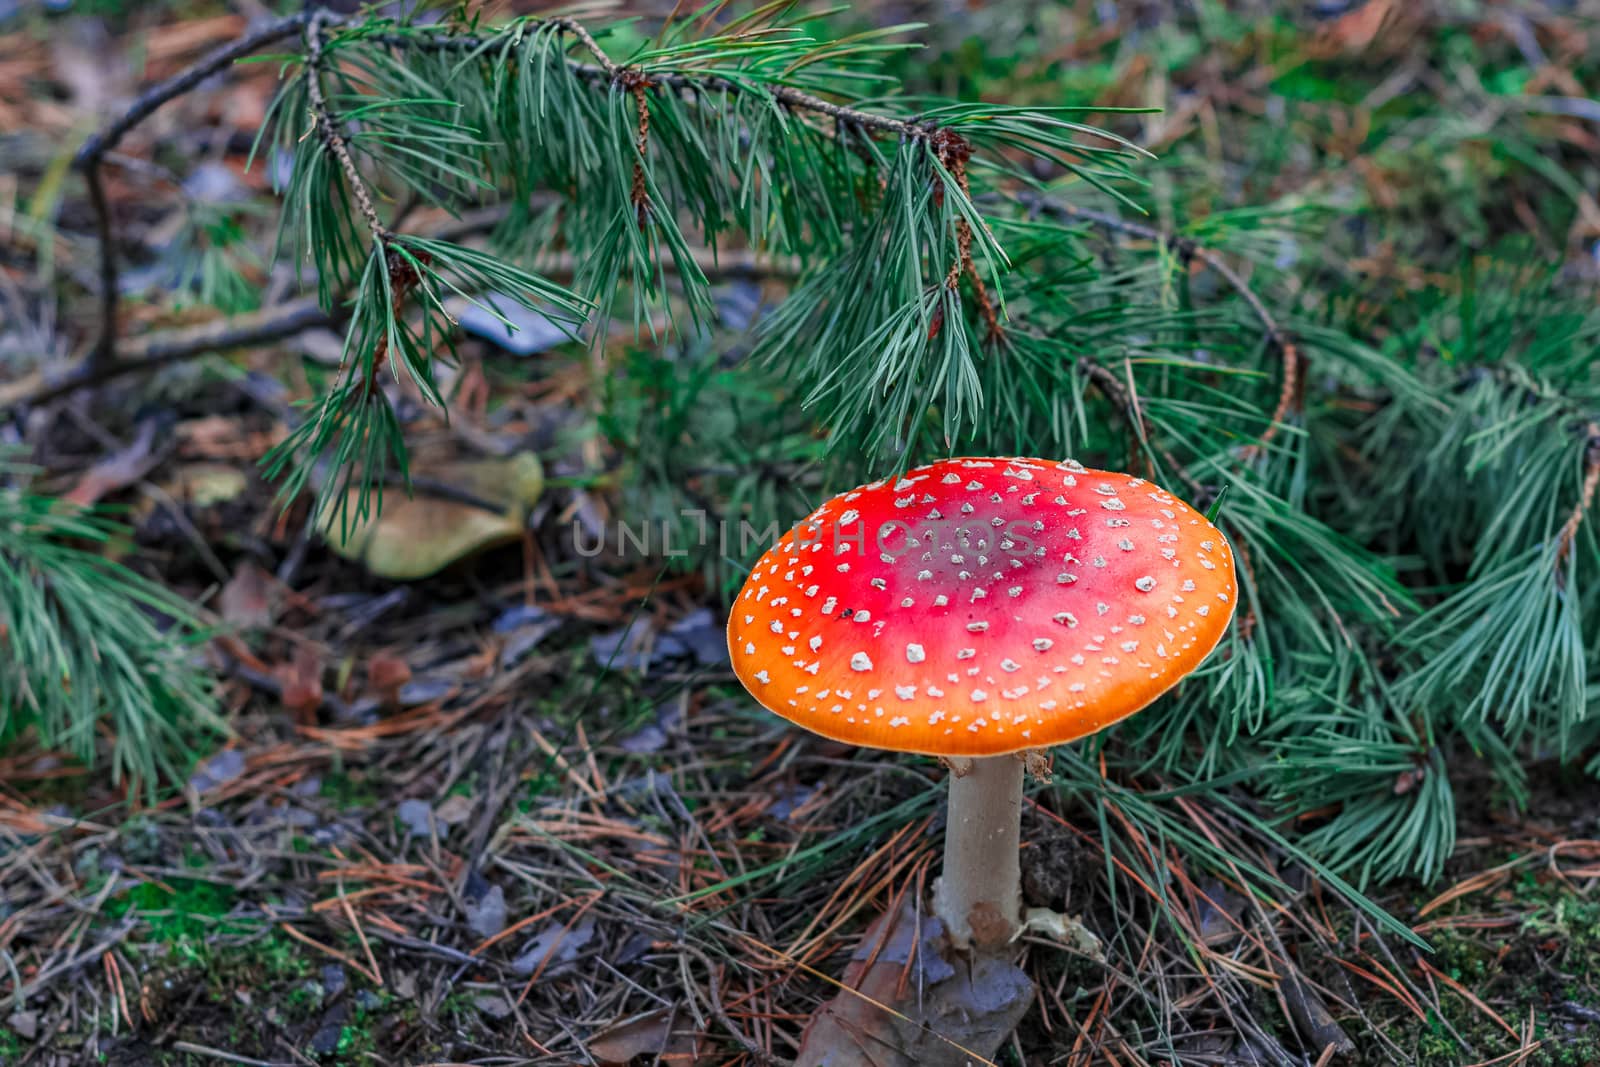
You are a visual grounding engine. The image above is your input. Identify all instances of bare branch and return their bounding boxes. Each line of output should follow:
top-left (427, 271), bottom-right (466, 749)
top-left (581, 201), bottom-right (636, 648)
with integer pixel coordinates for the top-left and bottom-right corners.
top-left (7, 245), bottom-right (797, 411)
top-left (9, 299), bottom-right (336, 410)
top-left (74, 12), bottom-right (317, 371)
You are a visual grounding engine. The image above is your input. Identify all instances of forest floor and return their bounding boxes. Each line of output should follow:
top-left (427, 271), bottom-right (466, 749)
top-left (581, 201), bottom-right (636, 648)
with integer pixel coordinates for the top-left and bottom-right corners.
top-left (4, 599), bottom-right (1600, 1065)
top-left (4, 1), bottom-right (1600, 1065)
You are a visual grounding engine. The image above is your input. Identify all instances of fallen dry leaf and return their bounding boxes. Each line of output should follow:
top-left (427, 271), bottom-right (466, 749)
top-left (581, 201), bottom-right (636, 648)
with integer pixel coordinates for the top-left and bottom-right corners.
top-left (795, 899), bottom-right (1033, 1067)
top-left (367, 650), bottom-right (412, 704)
top-left (218, 561), bottom-right (277, 630)
top-left (588, 1008), bottom-right (707, 1066)
top-left (165, 463), bottom-right (250, 508)
top-left (433, 792), bottom-right (475, 826)
top-left (275, 645), bottom-right (324, 722)
top-left (176, 414), bottom-right (286, 462)
top-left (62, 421), bottom-right (162, 507)
top-left (317, 453), bottom-right (544, 580)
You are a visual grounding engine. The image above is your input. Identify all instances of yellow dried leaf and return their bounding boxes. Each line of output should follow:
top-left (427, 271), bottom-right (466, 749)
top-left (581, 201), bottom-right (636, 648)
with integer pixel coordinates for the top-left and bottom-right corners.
top-left (318, 453), bottom-right (543, 580)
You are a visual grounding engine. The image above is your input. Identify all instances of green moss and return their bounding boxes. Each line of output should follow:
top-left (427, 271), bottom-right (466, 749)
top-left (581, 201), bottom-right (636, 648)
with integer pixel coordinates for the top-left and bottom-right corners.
top-left (331, 1024), bottom-right (372, 1059)
top-left (320, 770), bottom-right (379, 808)
top-left (1384, 867), bottom-right (1600, 1065)
top-left (244, 931), bottom-right (317, 984)
top-left (1428, 927), bottom-right (1492, 983)
top-left (104, 877), bottom-right (244, 966)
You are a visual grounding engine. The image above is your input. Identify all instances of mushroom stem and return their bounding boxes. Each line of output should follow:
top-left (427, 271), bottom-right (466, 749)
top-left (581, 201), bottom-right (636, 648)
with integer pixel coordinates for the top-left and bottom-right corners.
top-left (933, 754), bottom-right (1023, 950)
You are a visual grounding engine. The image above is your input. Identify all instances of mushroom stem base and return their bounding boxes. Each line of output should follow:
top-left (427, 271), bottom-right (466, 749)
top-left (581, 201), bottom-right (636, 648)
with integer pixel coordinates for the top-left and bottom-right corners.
top-left (932, 754), bottom-right (1023, 950)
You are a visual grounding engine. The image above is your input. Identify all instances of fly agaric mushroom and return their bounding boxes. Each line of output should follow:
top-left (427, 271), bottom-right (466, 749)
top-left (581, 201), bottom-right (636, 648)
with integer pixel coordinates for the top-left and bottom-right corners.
top-left (728, 456), bottom-right (1236, 950)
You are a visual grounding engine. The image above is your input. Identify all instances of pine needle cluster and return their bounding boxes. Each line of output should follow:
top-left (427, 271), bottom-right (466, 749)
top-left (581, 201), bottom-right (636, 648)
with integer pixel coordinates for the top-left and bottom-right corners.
top-left (0, 463), bottom-right (219, 792)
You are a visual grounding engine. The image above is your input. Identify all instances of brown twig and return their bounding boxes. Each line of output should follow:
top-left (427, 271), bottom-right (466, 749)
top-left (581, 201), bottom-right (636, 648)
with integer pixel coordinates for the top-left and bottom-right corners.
top-left (73, 12), bottom-right (318, 371)
top-left (932, 129), bottom-right (1002, 344)
top-left (622, 70), bottom-right (655, 227)
top-left (1555, 424), bottom-right (1600, 574)
top-left (80, 163), bottom-right (119, 373)
top-left (305, 12), bottom-right (386, 249)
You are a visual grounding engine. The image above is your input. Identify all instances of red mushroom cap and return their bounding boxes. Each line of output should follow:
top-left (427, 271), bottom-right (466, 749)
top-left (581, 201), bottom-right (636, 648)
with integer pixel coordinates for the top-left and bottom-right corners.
top-left (726, 457), bottom-right (1237, 756)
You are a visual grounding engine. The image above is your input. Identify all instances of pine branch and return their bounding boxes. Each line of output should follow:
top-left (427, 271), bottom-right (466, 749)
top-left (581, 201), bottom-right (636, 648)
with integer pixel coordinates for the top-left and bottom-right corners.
top-left (0, 474), bottom-right (225, 791)
top-left (932, 130), bottom-right (1001, 342)
top-left (55, 7), bottom-right (1084, 469)
top-left (1012, 191), bottom-right (1303, 458)
top-left (1076, 354), bottom-right (1206, 499)
top-left (305, 11), bottom-right (387, 249)
top-left (551, 17), bottom-right (620, 76)
top-left (382, 23), bottom-right (940, 143)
